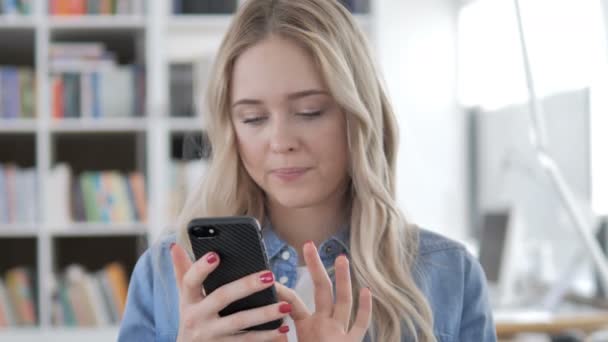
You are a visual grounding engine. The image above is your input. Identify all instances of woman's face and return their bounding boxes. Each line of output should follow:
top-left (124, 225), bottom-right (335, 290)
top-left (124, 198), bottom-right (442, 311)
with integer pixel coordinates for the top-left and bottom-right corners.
top-left (231, 35), bottom-right (349, 209)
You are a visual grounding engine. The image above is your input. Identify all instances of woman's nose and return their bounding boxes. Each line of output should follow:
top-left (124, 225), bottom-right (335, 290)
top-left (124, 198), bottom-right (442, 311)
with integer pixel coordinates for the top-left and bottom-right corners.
top-left (269, 117), bottom-right (298, 153)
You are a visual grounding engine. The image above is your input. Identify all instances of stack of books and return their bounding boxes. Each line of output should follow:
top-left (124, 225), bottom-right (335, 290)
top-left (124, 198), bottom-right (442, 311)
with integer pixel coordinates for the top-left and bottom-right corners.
top-left (49, 42), bottom-right (146, 120)
top-left (172, 0), bottom-right (237, 14)
top-left (0, 0), bottom-right (33, 15)
top-left (49, 0), bottom-right (144, 15)
top-left (0, 164), bottom-right (38, 225)
top-left (338, 0), bottom-right (370, 13)
top-left (50, 262), bottom-right (128, 326)
top-left (0, 267), bottom-right (37, 327)
top-left (0, 67), bottom-right (36, 120)
top-left (47, 164), bottom-right (147, 226)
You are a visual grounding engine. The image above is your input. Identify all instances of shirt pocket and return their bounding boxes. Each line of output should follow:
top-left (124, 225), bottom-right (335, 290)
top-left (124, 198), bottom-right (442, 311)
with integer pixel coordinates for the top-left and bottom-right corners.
top-left (157, 331), bottom-right (178, 342)
top-left (435, 330), bottom-right (453, 342)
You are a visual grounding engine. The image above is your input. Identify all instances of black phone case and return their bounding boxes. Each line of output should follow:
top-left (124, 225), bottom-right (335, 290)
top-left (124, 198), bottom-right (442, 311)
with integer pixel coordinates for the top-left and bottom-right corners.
top-left (187, 216), bottom-right (282, 331)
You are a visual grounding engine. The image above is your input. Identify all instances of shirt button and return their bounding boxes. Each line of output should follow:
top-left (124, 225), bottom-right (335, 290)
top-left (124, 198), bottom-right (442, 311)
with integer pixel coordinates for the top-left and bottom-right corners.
top-left (281, 251), bottom-right (290, 260)
top-left (279, 276), bottom-right (289, 284)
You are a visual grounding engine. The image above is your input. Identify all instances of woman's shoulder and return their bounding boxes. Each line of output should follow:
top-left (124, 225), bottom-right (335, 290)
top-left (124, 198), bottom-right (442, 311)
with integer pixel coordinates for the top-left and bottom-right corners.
top-left (120, 232), bottom-right (179, 339)
top-left (413, 228), bottom-right (494, 339)
top-left (413, 227), bottom-right (481, 279)
top-left (135, 233), bottom-right (177, 273)
top-left (416, 227), bottom-right (468, 256)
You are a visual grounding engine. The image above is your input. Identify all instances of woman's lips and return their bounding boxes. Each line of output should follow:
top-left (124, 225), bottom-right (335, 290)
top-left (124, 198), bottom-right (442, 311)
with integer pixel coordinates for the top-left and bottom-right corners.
top-left (270, 167), bottom-right (310, 182)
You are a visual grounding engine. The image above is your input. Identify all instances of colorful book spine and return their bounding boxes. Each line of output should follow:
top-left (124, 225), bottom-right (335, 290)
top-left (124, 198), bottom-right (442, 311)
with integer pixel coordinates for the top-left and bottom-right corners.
top-left (51, 262), bottom-right (129, 326)
top-left (49, 0), bottom-right (143, 15)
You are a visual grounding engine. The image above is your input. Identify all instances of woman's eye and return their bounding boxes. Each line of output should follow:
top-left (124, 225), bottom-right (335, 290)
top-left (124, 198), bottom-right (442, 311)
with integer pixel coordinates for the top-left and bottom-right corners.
top-left (242, 116), bottom-right (267, 125)
top-left (297, 110), bottom-right (322, 118)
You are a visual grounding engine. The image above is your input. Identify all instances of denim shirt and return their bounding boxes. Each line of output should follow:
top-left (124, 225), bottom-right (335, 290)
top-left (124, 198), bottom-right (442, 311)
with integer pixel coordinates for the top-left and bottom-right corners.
top-left (118, 227), bottom-right (497, 341)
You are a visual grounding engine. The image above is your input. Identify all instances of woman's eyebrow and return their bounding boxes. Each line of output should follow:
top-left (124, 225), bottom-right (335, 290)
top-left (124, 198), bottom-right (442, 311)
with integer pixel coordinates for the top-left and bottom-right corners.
top-left (231, 89), bottom-right (328, 109)
top-left (286, 89), bottom-right (329, 100)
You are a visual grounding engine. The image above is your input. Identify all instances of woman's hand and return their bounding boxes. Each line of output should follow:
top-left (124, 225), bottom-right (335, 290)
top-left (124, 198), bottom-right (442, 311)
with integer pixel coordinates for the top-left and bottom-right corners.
top-left (170, 243), bottom-right (291, 341)
top-left (274, 241), bottom-right (373, 342)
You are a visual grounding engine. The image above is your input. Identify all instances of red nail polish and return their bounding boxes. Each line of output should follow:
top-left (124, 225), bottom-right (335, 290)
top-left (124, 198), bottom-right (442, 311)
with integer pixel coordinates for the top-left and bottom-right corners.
top-left (206, 253), bottom-right (218, 264)
top-left (278, 325), bottom-right (289, 334)
top-left (260, 271), bottom-right (274, 283)
top-left (279, 303), bottom-right (292, 313)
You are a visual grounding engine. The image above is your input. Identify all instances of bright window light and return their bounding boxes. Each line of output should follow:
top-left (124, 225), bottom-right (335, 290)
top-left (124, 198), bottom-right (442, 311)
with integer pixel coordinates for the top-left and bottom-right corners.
top-left (458, 0), bottom-right (607, 110)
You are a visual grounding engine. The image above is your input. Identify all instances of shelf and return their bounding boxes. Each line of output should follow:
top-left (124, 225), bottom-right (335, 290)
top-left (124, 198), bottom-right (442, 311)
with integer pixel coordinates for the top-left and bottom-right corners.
top-left (50, 118), bottom-right (148, 133)
top-left (0, 16), bottom-right (36, 29)
top-left (49, 222), bottom-right (148, 237)
top-left (168, 117), bottom-right (205, 132)
top-left (168, 14), bottom-right (232, 32)
top-left (0, 119), bottom-right (37, 133)
top-left (49, 15), bottom-right (146, 30)
top-left (0, 326), bottom-right (118, 342)
top-left (0, 224), bottom-right (39, 237)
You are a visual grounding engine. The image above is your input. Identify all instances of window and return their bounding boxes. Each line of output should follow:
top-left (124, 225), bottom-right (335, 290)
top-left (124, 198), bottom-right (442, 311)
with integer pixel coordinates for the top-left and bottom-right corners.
top-left (458, 0), bottom-right (607, 110)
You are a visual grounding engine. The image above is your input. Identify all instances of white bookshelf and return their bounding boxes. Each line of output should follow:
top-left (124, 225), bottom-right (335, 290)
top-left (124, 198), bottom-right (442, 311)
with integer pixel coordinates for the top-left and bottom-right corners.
top-left (0, 0), bottom-right (374, 340)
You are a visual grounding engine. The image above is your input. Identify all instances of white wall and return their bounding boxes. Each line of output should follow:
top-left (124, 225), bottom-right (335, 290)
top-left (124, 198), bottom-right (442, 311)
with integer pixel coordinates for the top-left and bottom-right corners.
top-left (374, 0), bottom-right (467, 241)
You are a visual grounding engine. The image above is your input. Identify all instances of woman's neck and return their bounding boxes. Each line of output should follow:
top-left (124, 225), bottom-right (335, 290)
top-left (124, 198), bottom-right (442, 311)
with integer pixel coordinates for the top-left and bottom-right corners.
top-left (267, 192), bottom-right (348, 257)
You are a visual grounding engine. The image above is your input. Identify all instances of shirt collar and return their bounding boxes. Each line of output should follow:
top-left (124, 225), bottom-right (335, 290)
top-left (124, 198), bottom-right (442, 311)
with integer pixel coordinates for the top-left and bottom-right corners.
top-left (261, 220), bottom-right (351, 260)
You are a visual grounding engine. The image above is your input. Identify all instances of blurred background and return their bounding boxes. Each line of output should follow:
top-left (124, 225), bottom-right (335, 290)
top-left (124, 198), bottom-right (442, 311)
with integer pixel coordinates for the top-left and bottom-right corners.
top-left (0, 0), bottom-right (606, 341)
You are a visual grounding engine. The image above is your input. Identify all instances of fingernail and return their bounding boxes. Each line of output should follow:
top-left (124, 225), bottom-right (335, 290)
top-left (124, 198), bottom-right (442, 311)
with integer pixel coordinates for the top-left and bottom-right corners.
top-left (305, 240), bottom-right (314, 246)
top-left (279, 303), bottom-right (292, 314)
top-left (278, 325), bottom-right (289, 334)
top-left (260, 271), bottom-right (274, 284)
top-left (206, 253), bottom-right (218, 264)
top-left (170, 243), bottom-right (176, 251)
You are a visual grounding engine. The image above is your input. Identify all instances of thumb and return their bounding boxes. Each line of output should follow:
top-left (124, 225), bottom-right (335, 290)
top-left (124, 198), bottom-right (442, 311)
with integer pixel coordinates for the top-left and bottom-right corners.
top-left (274, 282), bottom-right (310, 321)
top-left (170, 242), bottom-right (192, 297)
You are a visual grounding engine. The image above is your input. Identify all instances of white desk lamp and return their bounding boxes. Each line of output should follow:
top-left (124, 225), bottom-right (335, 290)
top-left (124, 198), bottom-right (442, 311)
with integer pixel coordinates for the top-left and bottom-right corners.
top-left (512, 0), bottom-right (608, 309)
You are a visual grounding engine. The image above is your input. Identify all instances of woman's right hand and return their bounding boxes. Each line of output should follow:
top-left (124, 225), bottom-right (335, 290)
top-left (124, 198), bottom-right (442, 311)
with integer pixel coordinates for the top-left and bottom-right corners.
top-left (170, 243), bottom-right (292, 341)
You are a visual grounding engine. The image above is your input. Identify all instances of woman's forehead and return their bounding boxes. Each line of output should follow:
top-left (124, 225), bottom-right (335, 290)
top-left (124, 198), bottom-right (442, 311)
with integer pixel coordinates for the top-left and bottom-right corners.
top-left (230, 36), bottom-right (326, 102)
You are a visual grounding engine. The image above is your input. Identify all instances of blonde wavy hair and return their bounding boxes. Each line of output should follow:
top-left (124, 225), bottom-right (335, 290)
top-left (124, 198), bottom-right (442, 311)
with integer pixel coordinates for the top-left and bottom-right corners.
top-left (175, 0), bottom-right (435, 340)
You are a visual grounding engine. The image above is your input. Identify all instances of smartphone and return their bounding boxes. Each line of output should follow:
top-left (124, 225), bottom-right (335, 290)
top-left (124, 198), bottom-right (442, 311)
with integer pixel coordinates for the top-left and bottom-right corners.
top-left (187, 216), bottom-right (282, 331)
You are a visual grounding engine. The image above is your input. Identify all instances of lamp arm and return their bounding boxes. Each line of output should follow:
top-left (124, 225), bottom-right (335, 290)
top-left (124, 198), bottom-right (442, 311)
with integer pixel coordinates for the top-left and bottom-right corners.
top-left (512, 0), bottom-right (608, 307)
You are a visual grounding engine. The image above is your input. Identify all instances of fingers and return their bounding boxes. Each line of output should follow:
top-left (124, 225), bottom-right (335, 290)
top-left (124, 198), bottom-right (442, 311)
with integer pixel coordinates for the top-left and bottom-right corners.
top-left (348, 287), bottom-right (373, 339)
top-left (215, 301), bottom-right (291, 334)
top-left (223, 325), bottom-right (290, 342)
top-left (302, 241), bottom-right (334, 315)
top-left (274, 281), bottom-right (310, 320)
top-left (203, 270), bottom-right (276, 314)
top-left (332, 254), bottom-right (352, 330)
top-left (175, 244), bottom-right (220, 304)
top-left (170, 243), bottom-right (194, 301)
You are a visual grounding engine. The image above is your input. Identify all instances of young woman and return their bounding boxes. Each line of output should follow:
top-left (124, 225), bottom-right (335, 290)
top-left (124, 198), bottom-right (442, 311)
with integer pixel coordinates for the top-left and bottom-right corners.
top-left (119, 0), bottom-right (496, 341)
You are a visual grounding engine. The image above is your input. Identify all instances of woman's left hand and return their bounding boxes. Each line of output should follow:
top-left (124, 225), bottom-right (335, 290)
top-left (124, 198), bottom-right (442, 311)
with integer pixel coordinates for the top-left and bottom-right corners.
top-left (273, 241), bottom-right (373, 342)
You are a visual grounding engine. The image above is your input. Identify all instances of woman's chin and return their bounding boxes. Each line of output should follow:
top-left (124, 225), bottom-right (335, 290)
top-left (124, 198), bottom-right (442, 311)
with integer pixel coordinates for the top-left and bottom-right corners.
top-left (267, 190), bottom-right (320, 209)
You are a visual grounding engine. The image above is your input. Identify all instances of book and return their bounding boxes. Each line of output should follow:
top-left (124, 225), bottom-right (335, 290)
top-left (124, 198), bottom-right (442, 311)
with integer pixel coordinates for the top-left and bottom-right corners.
top-left (19, 68), bottom-right (35, 118)
top-left (104, 262), bottom-right (127, 319)
top-left (5, 267), bottom-right (36, 326)
top-left (0, 166), bottom-right (6, 224)
top-left (49, 42), bottom-right (107, 60)
top-left (49, 0), bottom-right (143, 15)
top-left (48, 164), bottom-right (72, 226)
top-left (99, 66), bottom-right (133, 117)
top-left (127, 172), bottom-right (146, 222)
top-left (0, 66), bottom-right (36, 119)
top-left (52, 262), bottom-right (129, 326)
top-left (0, 278), bottom-right (16, 327)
